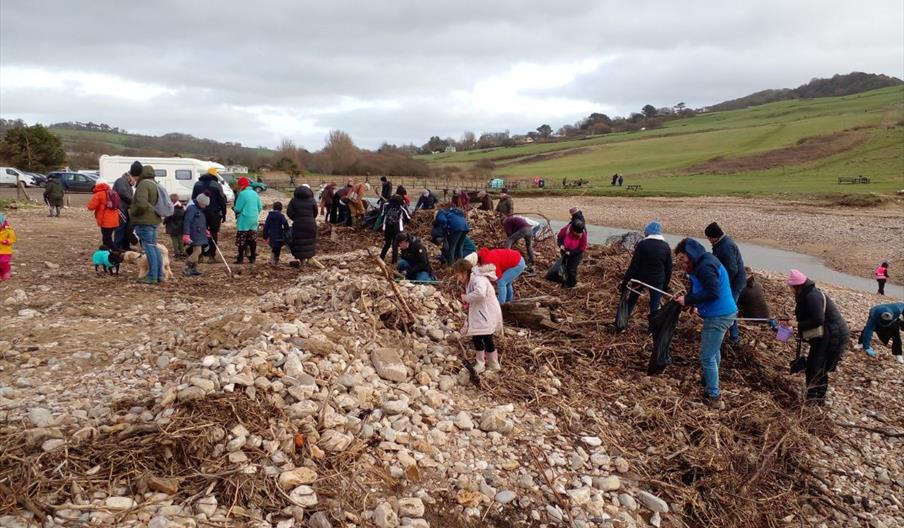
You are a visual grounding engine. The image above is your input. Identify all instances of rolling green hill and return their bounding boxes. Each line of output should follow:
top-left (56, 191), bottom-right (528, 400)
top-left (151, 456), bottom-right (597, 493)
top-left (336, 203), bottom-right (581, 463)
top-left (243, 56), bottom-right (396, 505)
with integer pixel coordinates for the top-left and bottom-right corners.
top-left (420, 87), bottom-right (904, 197)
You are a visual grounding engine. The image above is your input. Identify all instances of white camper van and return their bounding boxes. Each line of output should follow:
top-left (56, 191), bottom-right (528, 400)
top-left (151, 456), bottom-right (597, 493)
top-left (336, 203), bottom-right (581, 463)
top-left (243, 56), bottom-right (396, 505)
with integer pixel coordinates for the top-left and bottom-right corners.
top-left (98, 156), bottom-right (234, 203)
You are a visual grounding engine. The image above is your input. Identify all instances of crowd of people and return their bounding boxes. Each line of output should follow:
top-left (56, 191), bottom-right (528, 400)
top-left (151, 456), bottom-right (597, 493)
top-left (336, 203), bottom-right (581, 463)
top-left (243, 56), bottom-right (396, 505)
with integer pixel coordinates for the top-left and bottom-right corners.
top-left (4, 166), bottom-right (902, 410)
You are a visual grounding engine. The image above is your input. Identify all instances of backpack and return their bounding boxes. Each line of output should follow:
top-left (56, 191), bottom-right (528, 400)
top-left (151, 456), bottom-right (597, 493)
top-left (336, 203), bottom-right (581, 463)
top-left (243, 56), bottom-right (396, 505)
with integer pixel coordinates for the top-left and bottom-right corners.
top-left (105, 189), bottom-right (121, 211)
top-left (154, 183), bottom-right (175, 218)
top-left (384, 204), bottom-right (403, 229)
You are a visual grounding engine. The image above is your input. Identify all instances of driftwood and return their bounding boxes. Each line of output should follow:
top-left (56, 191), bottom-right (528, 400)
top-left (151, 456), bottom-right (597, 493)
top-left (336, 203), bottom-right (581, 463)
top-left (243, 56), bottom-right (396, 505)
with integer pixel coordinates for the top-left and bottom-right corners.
top-left (502, 299), bottom-right (555, 330)
top-left (368, 249), bottom-right (416, 324)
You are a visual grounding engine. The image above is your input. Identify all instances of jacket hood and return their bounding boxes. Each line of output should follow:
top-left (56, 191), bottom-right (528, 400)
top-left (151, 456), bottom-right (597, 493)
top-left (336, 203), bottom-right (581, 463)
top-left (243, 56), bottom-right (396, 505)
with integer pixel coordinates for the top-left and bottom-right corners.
top-left (472, 263), bottom-right (498, 281)
top-left (683, 238), bottom-right (708, 263)
top-left (795, 279), bottom-right (816, 301)
top-left (92, 181), bottom-right (111, 192)
top-left (449, 207), bottom-right (465, 217)
top-left (139, 166), bottom-right (157, 180)
top-left (199, 174), bottom-right (217, 183)
top-left (477, 247), bottom-right (491, 263)
top-left (294, 186), bottom-right (313, 199)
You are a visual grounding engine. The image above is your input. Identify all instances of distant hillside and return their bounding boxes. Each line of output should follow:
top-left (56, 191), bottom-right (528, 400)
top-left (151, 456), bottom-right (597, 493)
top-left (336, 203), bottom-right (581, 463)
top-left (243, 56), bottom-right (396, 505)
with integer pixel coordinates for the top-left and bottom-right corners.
top-left (708, 72), bottom-right (903, 112)
top-left (0, 119), bottom-right (275, 169)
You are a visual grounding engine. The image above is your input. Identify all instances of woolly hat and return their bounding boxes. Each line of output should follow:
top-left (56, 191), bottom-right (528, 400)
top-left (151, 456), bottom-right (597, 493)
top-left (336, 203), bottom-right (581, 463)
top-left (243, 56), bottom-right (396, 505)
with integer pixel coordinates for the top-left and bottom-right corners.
top-left (704, 222), bottom-right (724, 238)
top-left (644, 221), bottom-right (662, 236)
top-left (787, 269), bottom-right (807, 286)
top-left (207, 167), bottom-right (219, 176)
top-left (464, 252), bottom-right (479, 266)
top-left (129, 161), bottom-right (143, 177)
top-left (196, 193), bottom-right (211, 207)
top-left (301, 183), bottom-right (311, 189)
top-left (237, 177), bottom-right (250, 190)
top-left (422, 190), bottom-right (430, 197)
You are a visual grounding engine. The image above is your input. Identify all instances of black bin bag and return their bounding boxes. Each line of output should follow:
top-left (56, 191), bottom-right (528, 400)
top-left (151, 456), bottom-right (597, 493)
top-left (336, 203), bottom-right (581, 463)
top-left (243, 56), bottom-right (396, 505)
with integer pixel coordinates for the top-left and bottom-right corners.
top-left (614, 290), bottom-right (631, 331)
top-left (647, 300), bottom-right (681, 375)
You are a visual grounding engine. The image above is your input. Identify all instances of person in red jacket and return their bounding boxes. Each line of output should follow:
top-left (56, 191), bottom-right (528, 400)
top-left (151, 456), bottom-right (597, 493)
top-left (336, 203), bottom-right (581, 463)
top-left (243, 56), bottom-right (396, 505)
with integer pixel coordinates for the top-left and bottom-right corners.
top-left (86, 181), bottom-right (121, 249)
top-left (470, 247), bottom-right (526, 304)
top-left (556, 217), bottom-right (587, 288)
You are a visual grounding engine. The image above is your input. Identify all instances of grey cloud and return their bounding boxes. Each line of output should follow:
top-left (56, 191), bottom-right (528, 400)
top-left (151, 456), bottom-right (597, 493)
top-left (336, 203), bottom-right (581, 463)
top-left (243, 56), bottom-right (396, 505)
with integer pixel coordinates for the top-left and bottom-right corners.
top-left (1, 0), bottom-right (901, 149)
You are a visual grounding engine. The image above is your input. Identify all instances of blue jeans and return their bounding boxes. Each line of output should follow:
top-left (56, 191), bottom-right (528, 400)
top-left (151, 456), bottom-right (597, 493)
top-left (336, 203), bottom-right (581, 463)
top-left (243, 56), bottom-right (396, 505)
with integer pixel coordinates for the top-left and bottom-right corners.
top-left (445, 231), bottom-right (466, 265)
top-left (729, 291), bottom-right (741, 342)
top-left (134, 224), bottom-right (162, 281)
top-left (700, 313), bottom-right (736, 398)
top-left (398, 259), bottom-right (434, 281)
top-left (497, 257), bottom-right (526, 304)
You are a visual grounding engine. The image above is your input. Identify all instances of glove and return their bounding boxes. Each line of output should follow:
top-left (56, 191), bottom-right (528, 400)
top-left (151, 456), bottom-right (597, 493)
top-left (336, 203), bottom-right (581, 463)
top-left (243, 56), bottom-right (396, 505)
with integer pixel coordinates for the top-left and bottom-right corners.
top-left (182, 235), bottom-right (191, 245)
top-left (864, 347), bottom-right (877, 358)
top-left (768, 319), bottom-right (778, 330)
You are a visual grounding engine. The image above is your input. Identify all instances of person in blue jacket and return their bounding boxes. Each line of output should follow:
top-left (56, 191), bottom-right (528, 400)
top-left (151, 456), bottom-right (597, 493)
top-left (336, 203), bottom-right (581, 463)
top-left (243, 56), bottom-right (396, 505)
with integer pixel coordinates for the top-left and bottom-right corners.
top-left (856, 302), bottom-right (903, 363)
top-left (674, 238), bottom-right (738, 410)
top-left (436, 208), bottom-right (470, 265)
top-left (705, 222), bottom-right (746, 345)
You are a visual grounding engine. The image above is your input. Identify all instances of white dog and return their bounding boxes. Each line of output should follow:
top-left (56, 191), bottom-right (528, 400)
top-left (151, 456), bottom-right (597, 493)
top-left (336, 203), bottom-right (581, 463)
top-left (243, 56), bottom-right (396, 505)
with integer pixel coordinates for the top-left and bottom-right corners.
top-left (122, 244), bottom-right (174, 280)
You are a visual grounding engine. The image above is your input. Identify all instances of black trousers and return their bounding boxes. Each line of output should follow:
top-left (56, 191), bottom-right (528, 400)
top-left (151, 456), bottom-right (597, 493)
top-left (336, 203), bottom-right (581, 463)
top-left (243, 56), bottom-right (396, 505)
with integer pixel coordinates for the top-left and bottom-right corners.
top-left (562, 250), bottom-right (583, 288)
top-left (202, 211), bottom-right (222, 257)
top-left (805, 327), bottom-right (849, 402)
top-left (381, 227), bottom-right (400, 262)
top-left (100, 227), bottom-right (115, 249)
top-left (877, 279), bottom-right (886, 295)
top-left (473, 334), bottom-right (496, 353)
top-left (875, 322), bottom-right (902, 356)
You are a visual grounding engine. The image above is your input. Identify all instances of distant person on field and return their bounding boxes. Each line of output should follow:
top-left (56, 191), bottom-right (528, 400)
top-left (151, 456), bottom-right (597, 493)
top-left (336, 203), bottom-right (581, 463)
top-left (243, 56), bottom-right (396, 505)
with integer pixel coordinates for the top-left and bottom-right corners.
top-left (705, 222), bottom-right (747, 345)
top-left (0, 213), bottom-right (16, 281)
top-left (476, 190), bottom-right (493, 211)
top-left (452, 189), bottom-right (470, 209)
top-left (619, 221), bottom-right (672, 317)
top-left (875, 262), bottom-right (889, 295)
top-left (233, 177), bottom-right (263, 264)
top-left (502, 214), bottom-right (535, 272)
top-left (415, 189), bottom-right (439, 211)
top-left (192, 167), bottom-right (227, 263)
top-left (319, 182), bottom-right (335, 221)
top-left (113, 162), bottom-right (141, 251)
top-left (787, 269), bottom-right (850, 404)
top-left (86, 178), bottom-right (121, 249)
top-left (611, 173), bottom-right (618, 186)
top-left (262, 201), bottom-right (290, 266)
top-left (495, 188), bottom-right (513, 216)
top-left (129, 165), bottom-right (163, 284)
top-left (674, 238), bottom-right (738, 410)
top-left (617, 175), bottom-right (624, 187)
top-left (856, 301), bottom-right (903, 363)
top-left (182, 193), bottom-right (209, 277)
top-left (43, 174), bottom-right (65, 217)
top-left (163, 194), bottom-right (186, 258)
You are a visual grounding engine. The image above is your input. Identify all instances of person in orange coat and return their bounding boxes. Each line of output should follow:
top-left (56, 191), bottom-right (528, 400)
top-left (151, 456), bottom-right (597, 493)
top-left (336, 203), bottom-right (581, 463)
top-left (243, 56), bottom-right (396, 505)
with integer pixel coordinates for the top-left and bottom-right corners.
top-left (87, 181), bottom-right (122, 248)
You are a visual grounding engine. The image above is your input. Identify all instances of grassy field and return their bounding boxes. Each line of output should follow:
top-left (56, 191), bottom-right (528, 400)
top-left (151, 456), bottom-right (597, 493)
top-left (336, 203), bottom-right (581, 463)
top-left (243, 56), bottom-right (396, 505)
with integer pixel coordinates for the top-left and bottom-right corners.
top-left (421, 87), bottom-right (904, 196)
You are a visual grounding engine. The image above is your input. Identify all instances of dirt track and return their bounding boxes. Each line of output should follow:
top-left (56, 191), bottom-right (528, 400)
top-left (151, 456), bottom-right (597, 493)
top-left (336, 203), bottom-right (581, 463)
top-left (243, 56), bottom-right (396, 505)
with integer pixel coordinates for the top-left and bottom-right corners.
top-left (519, 195), bottom-right (904, 283)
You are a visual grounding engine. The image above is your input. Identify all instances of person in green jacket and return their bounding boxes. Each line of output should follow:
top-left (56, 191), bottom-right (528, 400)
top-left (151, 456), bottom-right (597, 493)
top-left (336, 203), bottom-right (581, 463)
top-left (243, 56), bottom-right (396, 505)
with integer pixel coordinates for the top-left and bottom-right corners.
top-left (233, 177), bottom-right (263, 264)
top-left (43, 175), bottom-right (65, 217)
top-left (129, 165), bottom-right (163, 284)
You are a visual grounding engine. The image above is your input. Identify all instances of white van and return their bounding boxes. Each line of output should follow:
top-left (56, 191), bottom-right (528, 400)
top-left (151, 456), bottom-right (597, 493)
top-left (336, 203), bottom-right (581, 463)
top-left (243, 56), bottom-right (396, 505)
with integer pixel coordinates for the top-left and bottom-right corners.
top-left (98, 155), bottom-right (234, 203)
top-left (0, 167), bottom-right (36, 187)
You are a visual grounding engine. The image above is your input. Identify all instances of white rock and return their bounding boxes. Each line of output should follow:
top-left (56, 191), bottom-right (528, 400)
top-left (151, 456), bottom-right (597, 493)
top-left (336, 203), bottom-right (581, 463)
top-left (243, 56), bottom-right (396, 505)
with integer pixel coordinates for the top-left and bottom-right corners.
top-left (398, 497), bottom-right (424, 517)
top-left (495, 490), bottom-right (516, 504)
top-left (479, 407), bottom-right (513, 434)
top-left (581, 436), bottom-right (602, 447)
top-left (594, 476), bottom-right (621, 492)
top-left (105, 496), bottom-right (137, 510)
top-left (637, 490), bottom-right (669, 513)
top-left (41, 438), bottom-right (65, 452)
top-left (195, 495), bottom-right (218, 516)
top-left (373, 502), bottom-right (399, 528)
top-left (27, 407), bottom-right (54, 427)
top-left (278, 467), bottom-right (318, 489)
top-left (454, 411), bottom-right (474, 431)
top-left (289, 485), bottom-right (319, 507)
top-left (371, 348), bottom-right (408, 382)
top-left (618, 493), bottom-right (637, 510)
top-left (319, 430), bottom-right (352, 452)
top-left (148, 516), bottom-right (170, 528)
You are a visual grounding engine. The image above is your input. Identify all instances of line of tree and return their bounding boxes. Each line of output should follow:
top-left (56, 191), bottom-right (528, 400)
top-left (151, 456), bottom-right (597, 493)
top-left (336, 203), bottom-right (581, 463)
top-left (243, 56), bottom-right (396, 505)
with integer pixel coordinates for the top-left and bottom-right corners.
top-left (0, 125), bottom-right (68, 172)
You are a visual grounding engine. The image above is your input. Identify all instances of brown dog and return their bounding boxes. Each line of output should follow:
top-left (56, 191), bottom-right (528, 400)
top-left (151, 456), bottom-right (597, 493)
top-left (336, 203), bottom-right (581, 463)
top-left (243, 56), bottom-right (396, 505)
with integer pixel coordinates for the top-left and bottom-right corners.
top-left (122, 244), bottom-right (174, 280)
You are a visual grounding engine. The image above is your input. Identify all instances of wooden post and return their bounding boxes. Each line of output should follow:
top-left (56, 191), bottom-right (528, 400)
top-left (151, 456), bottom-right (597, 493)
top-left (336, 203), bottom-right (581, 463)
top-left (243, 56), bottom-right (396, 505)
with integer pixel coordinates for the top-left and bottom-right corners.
top-left (16, 179), bottom-right (32, 202)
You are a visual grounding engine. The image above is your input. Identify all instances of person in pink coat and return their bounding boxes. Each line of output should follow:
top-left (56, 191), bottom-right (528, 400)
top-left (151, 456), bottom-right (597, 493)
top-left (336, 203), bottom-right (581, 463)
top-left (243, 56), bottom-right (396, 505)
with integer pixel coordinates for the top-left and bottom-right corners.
top-left (453, 257), bottom-right (503, 373)
top-left (875, 262), bottom-right (889, 295)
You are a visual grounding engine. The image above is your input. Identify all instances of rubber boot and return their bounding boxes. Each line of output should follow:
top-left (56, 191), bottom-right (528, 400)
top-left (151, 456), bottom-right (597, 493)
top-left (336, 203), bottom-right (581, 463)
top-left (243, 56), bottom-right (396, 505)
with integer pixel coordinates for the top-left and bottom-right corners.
top-left (235, 245), bottom-right (245, 264)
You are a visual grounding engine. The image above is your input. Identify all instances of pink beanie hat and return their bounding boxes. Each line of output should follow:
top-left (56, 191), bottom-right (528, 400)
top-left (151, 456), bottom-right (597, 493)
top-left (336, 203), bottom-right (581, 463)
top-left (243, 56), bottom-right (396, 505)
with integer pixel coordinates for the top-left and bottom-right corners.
top-left (787, 269), bottom-right (807, 286)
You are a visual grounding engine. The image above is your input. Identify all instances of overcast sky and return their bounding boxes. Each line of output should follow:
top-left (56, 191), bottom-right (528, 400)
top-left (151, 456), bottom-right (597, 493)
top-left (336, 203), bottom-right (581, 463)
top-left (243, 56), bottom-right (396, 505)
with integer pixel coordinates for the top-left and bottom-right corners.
top-left (1, 0), bottom-right (902, 150)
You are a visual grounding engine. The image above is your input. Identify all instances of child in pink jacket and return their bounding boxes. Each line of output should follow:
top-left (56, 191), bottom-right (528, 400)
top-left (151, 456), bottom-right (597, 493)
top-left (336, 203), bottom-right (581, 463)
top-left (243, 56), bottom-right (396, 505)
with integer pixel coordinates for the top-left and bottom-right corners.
top-left (454, 257), bottom-right (504, 372)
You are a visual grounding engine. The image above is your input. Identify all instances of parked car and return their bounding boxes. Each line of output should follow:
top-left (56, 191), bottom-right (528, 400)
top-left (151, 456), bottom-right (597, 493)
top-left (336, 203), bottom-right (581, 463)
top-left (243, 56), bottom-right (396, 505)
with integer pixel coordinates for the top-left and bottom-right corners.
top-left (47, 171), bottom-right (98, 193)
top-left (26, 172), bottom-right (47, 187)
top-left (0, 167), bottom-right (36, 187)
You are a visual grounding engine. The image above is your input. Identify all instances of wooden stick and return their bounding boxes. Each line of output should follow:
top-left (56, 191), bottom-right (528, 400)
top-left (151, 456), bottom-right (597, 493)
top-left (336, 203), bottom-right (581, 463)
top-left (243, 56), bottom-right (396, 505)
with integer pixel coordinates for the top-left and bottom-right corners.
top-left (368, 249), bottom-right (416, 324)
top-left (0, 481), bottom-right (46, 522)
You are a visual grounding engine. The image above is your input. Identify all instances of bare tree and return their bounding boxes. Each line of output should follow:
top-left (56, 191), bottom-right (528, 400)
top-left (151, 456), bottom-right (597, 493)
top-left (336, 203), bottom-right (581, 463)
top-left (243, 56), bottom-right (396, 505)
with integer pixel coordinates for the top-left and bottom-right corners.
top-left (323, 130), bottom-right (358, 174)
top-left (460, 131), bottom-right (477, 151)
